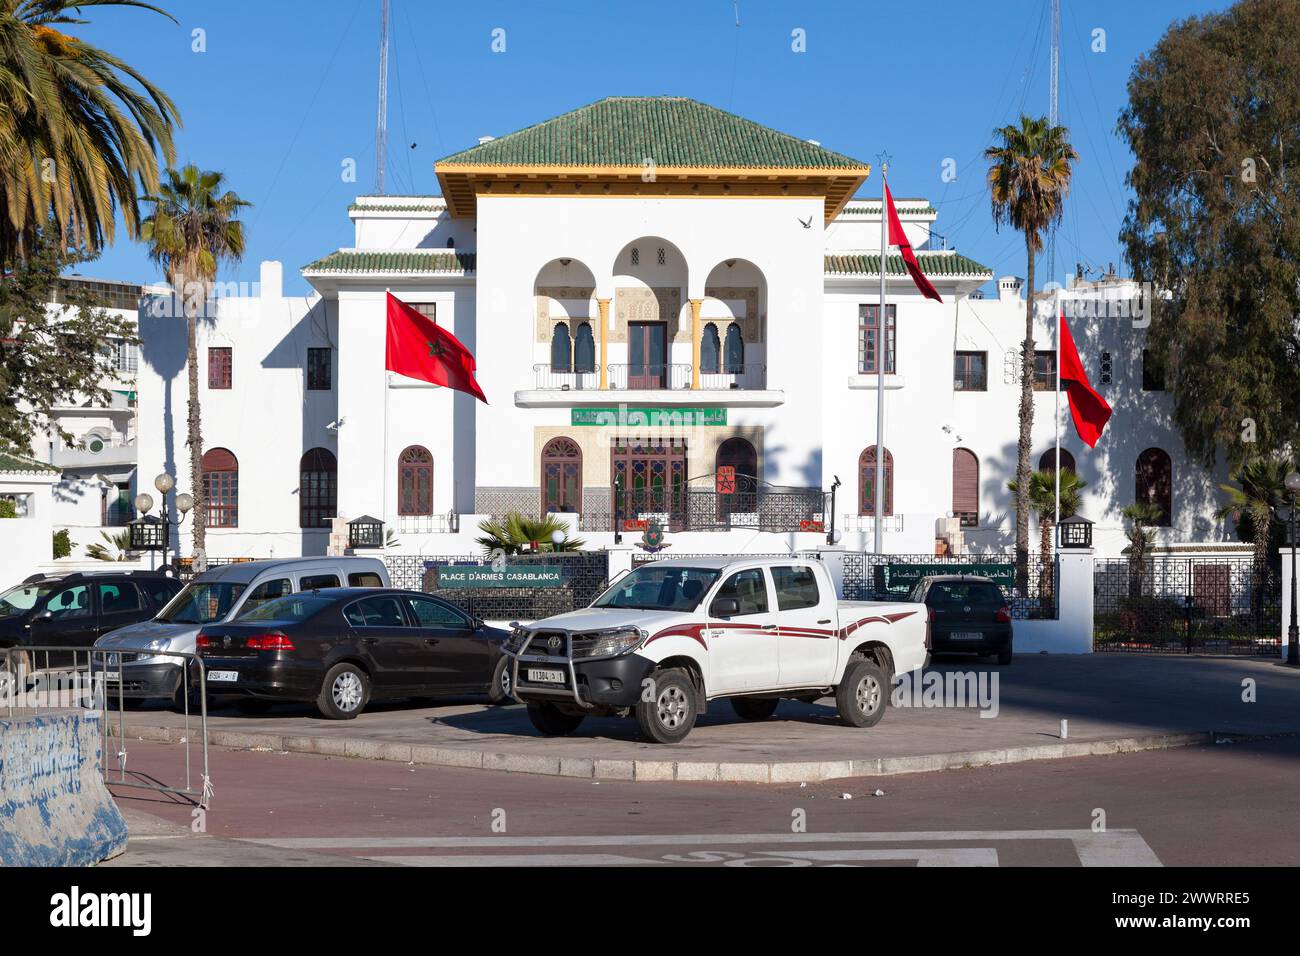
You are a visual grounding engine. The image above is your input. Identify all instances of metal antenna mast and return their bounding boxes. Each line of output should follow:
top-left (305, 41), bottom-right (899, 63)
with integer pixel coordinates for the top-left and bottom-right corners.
top-left (375, 0), bottom-right (390, 195)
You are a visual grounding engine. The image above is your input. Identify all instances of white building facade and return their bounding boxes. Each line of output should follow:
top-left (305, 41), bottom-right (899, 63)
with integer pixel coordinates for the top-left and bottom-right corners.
top-left (132, 97), bottom-right (1231, 562)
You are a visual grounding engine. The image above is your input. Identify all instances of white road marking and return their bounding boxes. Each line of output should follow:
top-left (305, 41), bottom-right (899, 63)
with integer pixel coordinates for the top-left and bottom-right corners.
top-left (241, 828), bottom-right (1160, 866)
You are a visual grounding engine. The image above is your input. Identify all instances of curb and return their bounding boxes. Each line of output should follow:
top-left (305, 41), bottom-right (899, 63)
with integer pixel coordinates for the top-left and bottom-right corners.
top-left (108, 722), bottom-right (1271, 784)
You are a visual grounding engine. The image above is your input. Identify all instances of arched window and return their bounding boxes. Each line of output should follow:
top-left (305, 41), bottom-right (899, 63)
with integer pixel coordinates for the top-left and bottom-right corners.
top-left (700, 323), bottom-right (721, 374)
top-left (723, 322), bottom-right (744, 374)
top-left (202, 448), bottom-right (238, 528)
top-left (1039, 448), bottom-right (1077, 474)
top-left (858, 446), bottom-right (894, 516)
top-left (952, 448), bottom-right (979, 528)
top-left (716, 437), bottom-right (758, 519)
top-left (299, 448), bottom-right (337, 529)
top-left (1135, 447), bottom-right (1172, 526)
top-left (541, 437), bottom-right (582, 514)
top-left (550, 322), bottom-right (571, 372)
top-left (573, 322), bottom-right (596, 374)
top-left (398, 445), bottom-right (433, 516)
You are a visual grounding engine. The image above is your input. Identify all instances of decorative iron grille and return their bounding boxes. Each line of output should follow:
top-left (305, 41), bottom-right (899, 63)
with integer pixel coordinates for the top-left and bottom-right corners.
top-left (617, 478), bottom-right (828, 535)
top-left (843, 551), bottom-right (1059, 620)
top-left (385, 550), bottom-right (610, 622)
top-left (1093, 556), bottom-right (1280, 655)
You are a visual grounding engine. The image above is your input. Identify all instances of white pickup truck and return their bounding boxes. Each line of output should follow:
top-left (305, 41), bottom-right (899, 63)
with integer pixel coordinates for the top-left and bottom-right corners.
top-left (503, 556), bottom-right (929, 744)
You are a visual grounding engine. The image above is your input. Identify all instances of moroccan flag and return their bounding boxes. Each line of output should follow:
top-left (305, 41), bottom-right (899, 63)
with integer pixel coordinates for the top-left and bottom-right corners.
top-left (1059, 310), bottom-right (1111, 447)
top-left (385, 292), bottom-right (487, 403)
top-left (885, 183), bottom-right (942, 302)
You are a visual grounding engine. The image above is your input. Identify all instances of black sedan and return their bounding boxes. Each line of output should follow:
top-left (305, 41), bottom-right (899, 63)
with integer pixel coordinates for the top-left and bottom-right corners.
top-left (907, 575), bottom-right (1013, 664)
top-left (195, 588), bottom-right (512, 719)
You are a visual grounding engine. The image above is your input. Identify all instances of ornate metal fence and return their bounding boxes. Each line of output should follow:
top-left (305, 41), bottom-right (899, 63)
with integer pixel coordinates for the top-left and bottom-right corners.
top-left (842, 551), bottom-right (1059, 620)
top-left (1093, 556), bottom-right (1280, 655)
top-left (384, 551), bottom-right (610, 622)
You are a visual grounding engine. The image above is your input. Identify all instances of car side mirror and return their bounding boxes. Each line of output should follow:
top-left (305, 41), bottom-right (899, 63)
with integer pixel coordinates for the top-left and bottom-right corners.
top-left (710, 598), bottom-right (740, 618)
top-left (36, 609), bottom-right (53, 621)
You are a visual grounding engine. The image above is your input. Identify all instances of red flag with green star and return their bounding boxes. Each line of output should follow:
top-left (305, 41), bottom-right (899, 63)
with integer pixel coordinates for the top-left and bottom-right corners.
top-left (384, 292), bottom-right (487, 403)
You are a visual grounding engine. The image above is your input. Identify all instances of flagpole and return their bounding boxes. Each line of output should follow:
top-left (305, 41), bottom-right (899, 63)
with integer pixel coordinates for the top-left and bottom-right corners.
top-left (874, 161), bottom-right (888, 554)
top-left (1053, 289), bottom-right (1061, 530)
top-left (383, 288), bottom-right (391, 533)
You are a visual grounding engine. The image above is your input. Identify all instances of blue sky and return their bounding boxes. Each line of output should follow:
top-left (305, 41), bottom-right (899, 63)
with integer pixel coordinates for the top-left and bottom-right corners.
top-left (70, 0), bottom-right (1228, 296)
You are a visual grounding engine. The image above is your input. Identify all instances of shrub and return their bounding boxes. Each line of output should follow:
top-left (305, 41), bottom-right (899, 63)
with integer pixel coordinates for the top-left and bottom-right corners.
top-left (52, 529), bottom-right (72, 559)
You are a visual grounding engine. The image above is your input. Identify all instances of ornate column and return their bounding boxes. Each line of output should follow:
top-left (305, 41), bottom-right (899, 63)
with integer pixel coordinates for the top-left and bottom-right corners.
top-left (597, 298), bottom-right (611, 390)
top-left (689, 298), bottom-right (703, 390)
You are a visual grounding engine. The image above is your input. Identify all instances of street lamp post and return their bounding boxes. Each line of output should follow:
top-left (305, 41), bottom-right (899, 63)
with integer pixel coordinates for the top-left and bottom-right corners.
top-left (1284, 471), bottom-right (1300, 666)
top-left (134, 472), bottom-right (194, 571)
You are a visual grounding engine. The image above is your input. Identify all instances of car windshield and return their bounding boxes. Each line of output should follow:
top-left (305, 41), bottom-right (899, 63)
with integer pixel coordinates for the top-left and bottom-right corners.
top-left (592, 566), bottom-right (720, 612)
top-left (156, 582), bottom-right (247, 624)
top-left (0, 582), bottom-right (54, 619)
top-left (238, 593), bottom-right (334, 623)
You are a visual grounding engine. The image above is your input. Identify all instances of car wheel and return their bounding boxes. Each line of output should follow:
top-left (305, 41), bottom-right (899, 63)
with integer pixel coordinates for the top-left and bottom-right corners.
top-left (997, 642), bottom-right (1013, 666)
top-left (835, 658), bottom-right (888, 728)
top-left (172, 684), bottom-right (196, 713)
top-left (730, 697), bottom-right (779, 721)
top-left (316, 663), bottom-right (370, 720)
top-left (526, 701), bottom-right (585, 736)
top-left (635, 667), bottom-right (698, 744)
top-left (487, 656), bottom-right (512, 705)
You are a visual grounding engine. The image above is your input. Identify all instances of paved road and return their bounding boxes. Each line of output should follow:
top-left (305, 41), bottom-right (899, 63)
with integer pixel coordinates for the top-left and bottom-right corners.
top-left (105, 734), bottom-right (1300, 867)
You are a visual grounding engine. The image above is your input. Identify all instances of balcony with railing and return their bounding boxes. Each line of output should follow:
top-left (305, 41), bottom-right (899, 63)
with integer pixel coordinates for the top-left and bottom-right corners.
top-left (519, 362), bottom-right (780, 407)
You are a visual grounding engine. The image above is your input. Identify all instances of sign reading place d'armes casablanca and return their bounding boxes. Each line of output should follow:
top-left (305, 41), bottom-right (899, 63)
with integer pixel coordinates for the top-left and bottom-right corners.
top-left (434, 566), bottom-right (564, 589)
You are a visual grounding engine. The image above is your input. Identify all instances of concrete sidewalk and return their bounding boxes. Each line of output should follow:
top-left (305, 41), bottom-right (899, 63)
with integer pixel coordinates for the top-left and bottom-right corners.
top-left (112, 655), bottom-right (1300, 784)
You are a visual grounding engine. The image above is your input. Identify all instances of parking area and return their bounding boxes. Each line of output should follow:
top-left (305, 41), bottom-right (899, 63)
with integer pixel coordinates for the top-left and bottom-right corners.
top-left (113, 654), bottom-right (1300, 783)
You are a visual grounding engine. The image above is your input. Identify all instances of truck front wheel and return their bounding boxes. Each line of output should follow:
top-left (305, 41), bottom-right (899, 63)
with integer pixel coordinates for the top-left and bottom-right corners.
top-left (635, 668), bottom-right (698, 744)
top-left (835, 658), bottom-right (888, 728)
top-left (526, 701), bottom-right (585, 736)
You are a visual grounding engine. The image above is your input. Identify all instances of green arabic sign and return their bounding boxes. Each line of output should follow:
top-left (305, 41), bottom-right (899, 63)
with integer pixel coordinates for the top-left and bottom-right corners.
top-left (434, 567), bottom-right (564, 589)
top-left (571, 407), bottom-right (728, 427)
top-left (881, 562), bottom-right (1016, 593)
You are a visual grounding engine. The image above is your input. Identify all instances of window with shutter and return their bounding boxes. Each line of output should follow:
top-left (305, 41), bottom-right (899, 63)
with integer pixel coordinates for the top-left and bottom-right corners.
top-left (952, 448), bottom-right (979, 528)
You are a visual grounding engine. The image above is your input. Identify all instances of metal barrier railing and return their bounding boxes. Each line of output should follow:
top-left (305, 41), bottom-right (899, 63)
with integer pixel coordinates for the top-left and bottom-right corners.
top-left (1, 646), bottom-right (212, 807)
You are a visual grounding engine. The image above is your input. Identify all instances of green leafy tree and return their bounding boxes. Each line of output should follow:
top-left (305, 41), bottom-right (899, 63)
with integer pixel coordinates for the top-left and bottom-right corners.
top-left (1118, 0), bottom-right (1300, 469)
top-left (985, 116), bottom-right (1078, 591)
top-left (0, 229), bottom-right (136, 448)
top-left (476, 513), bottom-right (586, 555)
top-left (51, 527), bottom-right (71, 557)
top-left (140, 165), bottom-right (250, 556)
top-left (0, 0), bottom-right (180, 265)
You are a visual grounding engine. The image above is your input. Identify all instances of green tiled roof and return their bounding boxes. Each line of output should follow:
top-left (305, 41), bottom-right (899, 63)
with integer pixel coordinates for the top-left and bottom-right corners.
top-left (437, 97), bottom-right (868, 169)
top-left (824, 251), bottom-right (992, 279)
top-left (348, 198), bottom-right (445, 213)
top-left (0, 449), bottom-right (60, 475)
top-left (302, 250), bottom-right (475, 275)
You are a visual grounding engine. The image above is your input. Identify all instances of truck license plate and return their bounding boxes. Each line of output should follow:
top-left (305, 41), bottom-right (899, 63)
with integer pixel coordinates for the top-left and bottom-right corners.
top-left (208, 670), bottom-right (239, 683)
top-left (951, 632), bottom-right (983, 641)
top-left (527, 668), bottom-right (565, 684)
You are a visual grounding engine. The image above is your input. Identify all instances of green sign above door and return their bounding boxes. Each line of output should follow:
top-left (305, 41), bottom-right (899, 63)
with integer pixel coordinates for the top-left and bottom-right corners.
top-left (571, 407), bottom-right (728, 427)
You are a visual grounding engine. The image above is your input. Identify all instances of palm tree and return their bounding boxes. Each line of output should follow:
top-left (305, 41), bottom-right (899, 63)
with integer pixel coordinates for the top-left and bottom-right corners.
top-left (1121, 502), bottom-right (1164, 599)
top-left (0, 0), bottom-right (180, 265)
top-left (140, 165), bottom-right (250, 556)
top-left (1217, 455), bottom-right (1290, 622)
top-left (476, 513), bottom-right (586, 556)
top-left (1216, 455), bottom-right (1289, 577)
top-left (1006, 466), bottom-right (1086, 578)
top-left (85, 527), bottom-right (132, 561)
top-left (985, 116), bottom-right (1078, 591)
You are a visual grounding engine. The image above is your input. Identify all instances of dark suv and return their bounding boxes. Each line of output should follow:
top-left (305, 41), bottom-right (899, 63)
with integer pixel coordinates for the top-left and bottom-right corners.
top-left (0, 570), bottom-right (183, 669)
top-left (907, 574), bottom-right (1013, 664)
